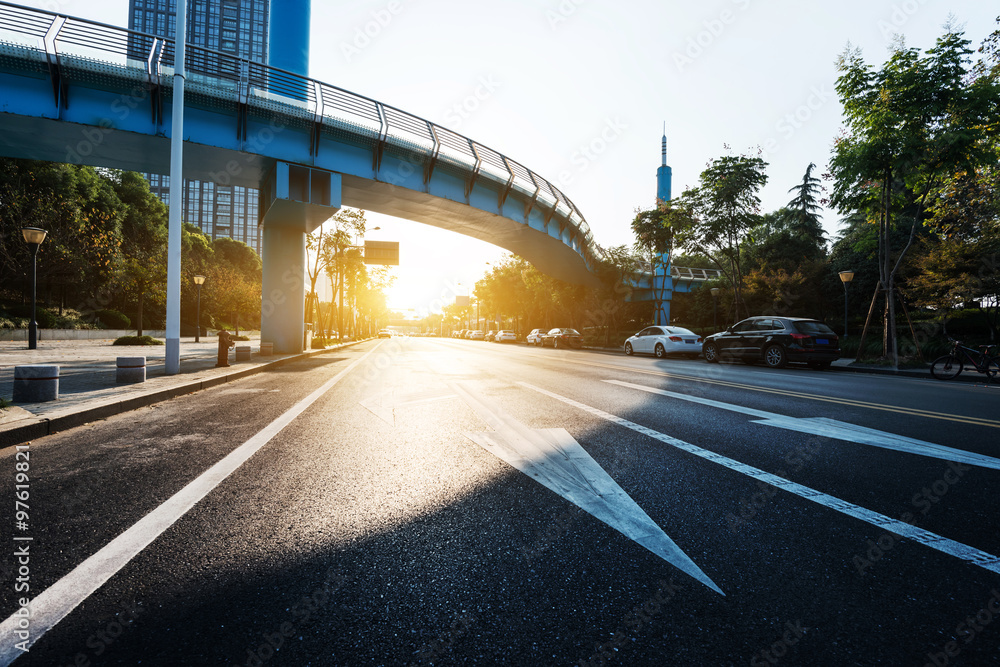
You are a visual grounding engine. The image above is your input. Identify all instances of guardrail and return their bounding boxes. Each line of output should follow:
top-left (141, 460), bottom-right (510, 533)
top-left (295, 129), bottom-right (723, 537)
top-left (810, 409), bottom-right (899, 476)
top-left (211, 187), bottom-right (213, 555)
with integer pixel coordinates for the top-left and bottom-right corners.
top-left (0, 1), bottom-right (594, 259)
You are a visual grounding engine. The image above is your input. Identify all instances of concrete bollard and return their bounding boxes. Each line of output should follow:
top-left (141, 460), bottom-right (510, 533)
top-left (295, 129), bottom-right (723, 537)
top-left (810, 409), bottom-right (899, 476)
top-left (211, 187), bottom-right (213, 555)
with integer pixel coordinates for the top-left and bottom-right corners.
top-left (258, 342), bottom-right (273, 356)
top-left (13, 365), bottom-right (59, 403)
top-left (235, 345), bottom-right (251, 362)
top-left (116, 356), bottom-right (146, 384)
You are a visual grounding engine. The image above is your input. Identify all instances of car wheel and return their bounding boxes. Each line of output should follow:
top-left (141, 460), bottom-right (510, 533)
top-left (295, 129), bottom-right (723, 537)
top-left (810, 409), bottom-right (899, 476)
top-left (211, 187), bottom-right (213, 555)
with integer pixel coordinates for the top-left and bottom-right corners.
top-left (763, 344), bottom-right (787, 368)
top-left (624, 342), bottom-right (633, 356)
top-left (655, 343), bottom-right (666, 359)
top-left (703, 342), bottom-right (720, 363)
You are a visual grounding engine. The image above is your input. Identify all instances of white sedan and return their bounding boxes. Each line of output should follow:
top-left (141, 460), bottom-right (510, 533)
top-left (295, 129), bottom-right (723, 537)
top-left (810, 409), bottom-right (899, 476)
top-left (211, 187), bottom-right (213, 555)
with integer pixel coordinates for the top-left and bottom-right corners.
top-left (494, 330), bottom-right (517, 342)
top-left (624, 326), bottom-right (702, 359)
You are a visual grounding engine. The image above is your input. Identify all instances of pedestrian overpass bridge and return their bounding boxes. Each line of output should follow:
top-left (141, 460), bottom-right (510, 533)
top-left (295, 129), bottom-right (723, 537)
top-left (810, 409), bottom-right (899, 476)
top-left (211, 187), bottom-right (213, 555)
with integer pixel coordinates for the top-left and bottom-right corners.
top-left (0, 2), bottom-right (719, 351)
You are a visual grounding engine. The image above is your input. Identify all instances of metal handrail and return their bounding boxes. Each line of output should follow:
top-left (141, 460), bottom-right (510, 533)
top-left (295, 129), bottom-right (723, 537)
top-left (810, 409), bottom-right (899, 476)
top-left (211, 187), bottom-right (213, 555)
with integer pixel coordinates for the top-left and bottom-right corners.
top-left (0, 0), bottom-right (595, 258)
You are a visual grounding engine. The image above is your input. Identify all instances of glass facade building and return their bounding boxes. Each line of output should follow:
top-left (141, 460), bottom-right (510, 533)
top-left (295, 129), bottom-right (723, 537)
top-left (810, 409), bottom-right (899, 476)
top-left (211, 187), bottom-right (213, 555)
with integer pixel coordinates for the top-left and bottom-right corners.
top-left (129, 0), bottom-right (269, 254)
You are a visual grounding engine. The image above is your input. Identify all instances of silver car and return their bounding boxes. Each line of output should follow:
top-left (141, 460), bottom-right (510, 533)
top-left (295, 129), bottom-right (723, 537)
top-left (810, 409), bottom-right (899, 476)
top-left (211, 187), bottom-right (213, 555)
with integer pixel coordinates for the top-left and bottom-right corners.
top-left (526, 328), bottom-right (545, 346)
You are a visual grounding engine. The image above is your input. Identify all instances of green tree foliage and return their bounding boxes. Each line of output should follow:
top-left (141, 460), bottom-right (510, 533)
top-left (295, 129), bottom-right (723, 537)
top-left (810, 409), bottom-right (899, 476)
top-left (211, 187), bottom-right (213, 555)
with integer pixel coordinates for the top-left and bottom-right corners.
top-left (663, 151), bottom-right (769, 321)
top-left (630, 207), bottom-right (672, 324)
top-left (830, 26), bottom-right (1000, 364)
top-left (0, 159), bottom-right (123, 310)
top-left (111, 171), bottom-right (167, 335)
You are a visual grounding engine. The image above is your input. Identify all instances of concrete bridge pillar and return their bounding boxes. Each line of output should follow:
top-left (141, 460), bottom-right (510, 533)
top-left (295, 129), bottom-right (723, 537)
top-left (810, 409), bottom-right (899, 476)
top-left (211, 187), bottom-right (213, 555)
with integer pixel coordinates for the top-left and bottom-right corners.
top-left (259, 162), bottom-right (341, 353)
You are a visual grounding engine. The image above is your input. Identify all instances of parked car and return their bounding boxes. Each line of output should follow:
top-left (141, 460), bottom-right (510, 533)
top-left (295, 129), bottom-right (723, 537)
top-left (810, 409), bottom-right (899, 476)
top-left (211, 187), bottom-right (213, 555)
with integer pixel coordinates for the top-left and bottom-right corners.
top-left (540, 327), bottom-right (583, 349)
top-left (495, 330), bottom-right (517, 343)
top-left (469, 329), bottom-right (485, 340)
top-left (484, 330), bottom-right (497, 342)
top-left (702, 316), bottom-right (840, 369)
top-left (624, 326), bottom-right (702, 359)
top-left (526, 328), bottom-right (545, 346)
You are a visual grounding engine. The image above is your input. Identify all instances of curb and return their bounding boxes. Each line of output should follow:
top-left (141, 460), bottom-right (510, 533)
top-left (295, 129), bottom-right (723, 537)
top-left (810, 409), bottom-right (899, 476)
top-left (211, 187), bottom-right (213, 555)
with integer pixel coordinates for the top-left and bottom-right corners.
top-left (0, 340), bottom-right (368, 449)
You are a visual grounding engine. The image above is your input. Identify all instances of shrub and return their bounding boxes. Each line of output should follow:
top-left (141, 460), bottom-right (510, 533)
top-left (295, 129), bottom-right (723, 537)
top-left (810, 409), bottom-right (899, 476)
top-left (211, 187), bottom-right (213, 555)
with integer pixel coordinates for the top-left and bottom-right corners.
top-left (96, 309), bottom-right (131, 329)
top-left (113, 335), bottom-right (164, 346)
top-left (231, 334), bottom-right (250, 341)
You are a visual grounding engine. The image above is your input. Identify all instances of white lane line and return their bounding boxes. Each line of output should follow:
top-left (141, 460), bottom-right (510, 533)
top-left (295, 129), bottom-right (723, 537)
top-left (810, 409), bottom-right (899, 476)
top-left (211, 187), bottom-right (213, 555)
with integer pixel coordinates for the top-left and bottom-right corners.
top-left (0, 345), bottom-right (380, 666)
top-left (604, 379), bottom-right (1000, 471)
top-left (449, 382), bottom-right (722, 594)
top-left (519, 381), bottom-right (1000, 577)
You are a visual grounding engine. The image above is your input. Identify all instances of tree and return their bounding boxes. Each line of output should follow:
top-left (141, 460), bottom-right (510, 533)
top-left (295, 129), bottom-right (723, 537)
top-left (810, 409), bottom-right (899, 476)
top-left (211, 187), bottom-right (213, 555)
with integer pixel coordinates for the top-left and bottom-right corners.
top-left (0, 159), bottom-right (123, 311)
top-left (112, 171), bottom-right (167, 336)
top-left (631, 207), bottom-right (673, 325)
top-left (318, 209), bottom-right (367, 339)
top-left (830, 27), bottom-right (1000, 365)
top-left (663, 151), bottom-right (769, 321)
top-left (785, 162), bottom-right (826, 259)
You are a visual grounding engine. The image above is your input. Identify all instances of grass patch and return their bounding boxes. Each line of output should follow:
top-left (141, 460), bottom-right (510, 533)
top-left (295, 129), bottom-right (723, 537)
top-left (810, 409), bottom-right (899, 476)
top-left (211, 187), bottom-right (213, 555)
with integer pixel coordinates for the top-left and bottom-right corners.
top-left (0, 396), bottom-right (9, 410)
top-left (113, 335), bottom-right (164, 346)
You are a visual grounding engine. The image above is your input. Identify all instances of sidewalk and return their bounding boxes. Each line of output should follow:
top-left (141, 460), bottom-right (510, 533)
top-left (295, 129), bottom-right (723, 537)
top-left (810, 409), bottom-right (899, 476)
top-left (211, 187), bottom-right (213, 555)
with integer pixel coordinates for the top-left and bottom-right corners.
top-left (0, 335), bottom-right (365, 448)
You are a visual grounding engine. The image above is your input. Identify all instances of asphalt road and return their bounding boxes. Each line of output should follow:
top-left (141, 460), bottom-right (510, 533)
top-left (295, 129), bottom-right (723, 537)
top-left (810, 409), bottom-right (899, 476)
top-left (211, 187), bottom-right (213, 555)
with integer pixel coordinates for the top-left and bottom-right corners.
top-left (2, 337), bottom-right (999, 666)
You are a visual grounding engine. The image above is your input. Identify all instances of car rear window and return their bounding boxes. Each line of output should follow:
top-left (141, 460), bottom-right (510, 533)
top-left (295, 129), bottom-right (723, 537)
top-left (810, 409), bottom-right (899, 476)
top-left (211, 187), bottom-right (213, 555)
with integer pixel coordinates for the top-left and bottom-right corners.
top-left (795, 321), bottom-right (836, 336)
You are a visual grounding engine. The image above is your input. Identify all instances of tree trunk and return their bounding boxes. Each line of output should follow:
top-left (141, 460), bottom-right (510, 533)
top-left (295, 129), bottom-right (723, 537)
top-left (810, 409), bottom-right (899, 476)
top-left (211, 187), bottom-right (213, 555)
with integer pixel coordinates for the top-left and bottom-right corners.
top-left (136, 291), bottom-right (144, 337)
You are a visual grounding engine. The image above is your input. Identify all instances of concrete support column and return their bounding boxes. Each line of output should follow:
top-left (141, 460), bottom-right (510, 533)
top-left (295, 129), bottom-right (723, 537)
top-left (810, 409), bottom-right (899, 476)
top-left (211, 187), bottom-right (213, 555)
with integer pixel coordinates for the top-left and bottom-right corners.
top-left (261, 225), bottom-right (306, 354)
top-left (258, 162), bottom-right (341, 354)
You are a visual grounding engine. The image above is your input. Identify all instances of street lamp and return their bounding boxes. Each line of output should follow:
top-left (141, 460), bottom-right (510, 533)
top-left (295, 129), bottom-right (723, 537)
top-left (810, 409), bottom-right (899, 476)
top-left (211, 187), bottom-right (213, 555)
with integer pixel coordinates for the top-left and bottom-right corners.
top-left (21, 227), bottom-right (47, 350)
top-left (193, 274), bottom-right (206, 343)
top-left (710, 287), bottom-right (720, 332)
top-left (839, 270), bottom-right (854, 339)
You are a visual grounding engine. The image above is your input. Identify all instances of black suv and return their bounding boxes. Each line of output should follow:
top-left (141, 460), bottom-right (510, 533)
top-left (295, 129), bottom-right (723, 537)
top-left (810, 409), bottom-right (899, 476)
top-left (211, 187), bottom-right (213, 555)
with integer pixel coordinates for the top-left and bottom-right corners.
top-left (702, 317), bottom-right (840, 369)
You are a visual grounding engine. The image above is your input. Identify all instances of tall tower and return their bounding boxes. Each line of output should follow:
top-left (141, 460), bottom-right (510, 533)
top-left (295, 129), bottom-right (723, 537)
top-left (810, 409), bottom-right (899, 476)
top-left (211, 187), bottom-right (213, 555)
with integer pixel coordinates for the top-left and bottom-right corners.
top-left (128, 0), bottom-right (273, 255)
top-left (653, 126), bottom-right (672, 325)
top-left (656, 125), bottom-right (672, 203)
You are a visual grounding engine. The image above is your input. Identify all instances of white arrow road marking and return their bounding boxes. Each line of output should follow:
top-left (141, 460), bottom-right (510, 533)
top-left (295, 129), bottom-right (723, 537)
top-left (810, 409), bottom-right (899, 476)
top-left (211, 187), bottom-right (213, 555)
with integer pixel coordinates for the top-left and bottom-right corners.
top-left (360, 387), bottom-right (456, 425)
top-left (605, 380), bottom-right (1000, 471)
top-left (0, 345), bottom-right (382, 667)
top-left (521, 381), bottom-right (1000, 576)
top-left (450, 382), bottom-right (724, 595)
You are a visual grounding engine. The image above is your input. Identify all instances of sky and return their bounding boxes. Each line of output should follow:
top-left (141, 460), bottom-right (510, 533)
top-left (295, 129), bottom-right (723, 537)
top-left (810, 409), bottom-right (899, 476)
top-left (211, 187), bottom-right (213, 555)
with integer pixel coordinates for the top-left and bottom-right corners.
top-left (12, 0), bottom-right (1000, 317)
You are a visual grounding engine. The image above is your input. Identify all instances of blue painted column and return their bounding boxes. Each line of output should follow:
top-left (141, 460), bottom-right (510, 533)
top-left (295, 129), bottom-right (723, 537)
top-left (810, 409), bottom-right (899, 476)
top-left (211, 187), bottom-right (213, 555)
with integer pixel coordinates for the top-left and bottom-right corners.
top-left (268, 0), bottom-right (310, 76)
top-left (259, 163), bottom-right (341, 353)
top-left (655, 129), bottom-right (673, 325)
top-left (259, 2), bottom-right (316, 352)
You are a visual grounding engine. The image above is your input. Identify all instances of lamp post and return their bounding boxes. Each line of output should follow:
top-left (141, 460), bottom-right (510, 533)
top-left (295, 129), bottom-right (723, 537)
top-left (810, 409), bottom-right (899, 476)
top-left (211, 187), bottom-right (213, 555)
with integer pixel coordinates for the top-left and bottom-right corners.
top-left (21, 227), bottom-right (47, 350)
top-left (193, 275), bottom-right (206, 343)
top-left (710, 287), bottom-right (720, 333)
top-left (839, 270), bottom-right (854, 339)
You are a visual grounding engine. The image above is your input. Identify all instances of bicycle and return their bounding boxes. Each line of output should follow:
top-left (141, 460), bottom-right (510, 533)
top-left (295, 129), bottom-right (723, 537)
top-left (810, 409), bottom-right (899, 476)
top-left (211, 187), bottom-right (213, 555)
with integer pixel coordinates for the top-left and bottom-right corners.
top-left (929, 338), bottom-right (1000, 382)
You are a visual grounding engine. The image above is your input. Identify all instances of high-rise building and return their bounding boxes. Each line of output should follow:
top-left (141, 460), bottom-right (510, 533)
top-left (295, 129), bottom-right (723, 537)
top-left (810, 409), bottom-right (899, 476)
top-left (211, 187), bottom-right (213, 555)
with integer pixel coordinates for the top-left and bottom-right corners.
top-left (128, 0), bottom-right (270, 255)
